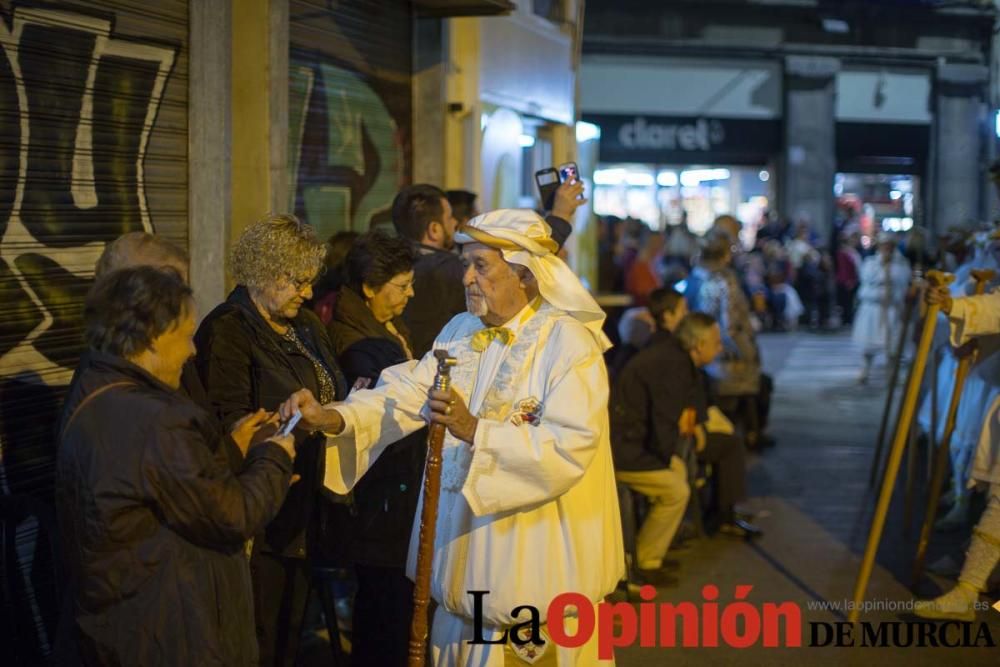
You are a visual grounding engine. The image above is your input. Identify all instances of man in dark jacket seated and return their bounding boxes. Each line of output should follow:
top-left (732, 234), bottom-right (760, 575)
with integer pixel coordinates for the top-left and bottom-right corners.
top-left (56, 267), bottom-right (296, 666)
top-left (610, 288), bottom-right (693, 586)
top-left (674, 313), bottom-right (762, 539)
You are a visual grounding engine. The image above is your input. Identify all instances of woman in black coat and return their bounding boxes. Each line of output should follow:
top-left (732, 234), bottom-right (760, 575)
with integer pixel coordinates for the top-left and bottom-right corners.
top-left (194, 215), bottom-right (347, 667)
top-left (57, 267), bottom-right (295, 666)
top-left (327, 230), bottom-right (425, 667)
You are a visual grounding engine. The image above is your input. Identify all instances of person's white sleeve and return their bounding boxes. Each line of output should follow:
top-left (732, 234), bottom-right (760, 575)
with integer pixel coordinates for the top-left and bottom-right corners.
top-left (323, 356), bottom-right (434, 493)
top-left (948, 291), bottom-right (1000, 347)
top-left (461, 325), bottom-right (608, 516)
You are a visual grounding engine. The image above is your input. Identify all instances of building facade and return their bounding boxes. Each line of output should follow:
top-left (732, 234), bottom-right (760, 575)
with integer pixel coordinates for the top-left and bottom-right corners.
top-left (581, 0), bottom-right (997, 244)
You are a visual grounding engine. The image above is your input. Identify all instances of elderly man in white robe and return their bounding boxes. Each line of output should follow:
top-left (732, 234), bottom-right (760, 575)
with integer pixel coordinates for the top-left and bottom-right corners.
top-left (915, 283), bottom-right (1000, 620)
top-left (282, 209), bottom-right (624, 665)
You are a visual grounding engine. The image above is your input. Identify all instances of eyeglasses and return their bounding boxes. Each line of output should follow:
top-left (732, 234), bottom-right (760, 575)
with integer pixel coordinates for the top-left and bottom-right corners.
top-left (286, 271), bottom-right (321, 292)
top-left (386, 279), bottom-right (415, 292)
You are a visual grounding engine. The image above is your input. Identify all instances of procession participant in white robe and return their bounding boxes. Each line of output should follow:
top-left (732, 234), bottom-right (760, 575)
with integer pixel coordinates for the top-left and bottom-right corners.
top-left (282, 209), bottom-right (624, 665)
top-left (916, 282), bottom-right (1000, 620)
top-left (916, 238), bottom-right (1000, 525)
top-left (852, 232), bottom-right (912, 384)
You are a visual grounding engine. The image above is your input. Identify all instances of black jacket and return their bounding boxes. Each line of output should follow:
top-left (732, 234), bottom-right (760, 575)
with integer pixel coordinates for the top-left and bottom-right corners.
top-left (64, 352), bottom-right (245, 475)
top-left (194, 286), bottom-right (347, 559)
top-left (56, 352), bottom-right (292, 666)
top-left (402, 215), bottom-right (573, 358)
top-left (328, 287), bottom-right (426, 567)
top-left (610, 330), bottom-right (705, 471)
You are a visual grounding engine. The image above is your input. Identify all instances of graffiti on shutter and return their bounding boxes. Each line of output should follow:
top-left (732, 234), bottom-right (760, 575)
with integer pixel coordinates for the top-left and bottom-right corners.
top-left (288, 0), bottom-right (412, 239)
top-left (290, 59), bottom-right (405, 238)
top-left (0, 5), bottom-right (179, 661)
top-left (0, 6), bottom-right (176, 390)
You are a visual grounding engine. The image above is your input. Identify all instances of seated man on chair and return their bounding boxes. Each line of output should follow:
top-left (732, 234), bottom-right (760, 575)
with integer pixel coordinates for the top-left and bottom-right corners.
top-left (675, 312), bottom-right (762, 539)
top-left (610, 288), bottom-right (694, 586)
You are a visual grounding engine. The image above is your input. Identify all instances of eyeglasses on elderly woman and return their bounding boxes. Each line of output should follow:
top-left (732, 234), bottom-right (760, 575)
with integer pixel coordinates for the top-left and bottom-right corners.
top-left (285, 266), bottom-right (327, 293)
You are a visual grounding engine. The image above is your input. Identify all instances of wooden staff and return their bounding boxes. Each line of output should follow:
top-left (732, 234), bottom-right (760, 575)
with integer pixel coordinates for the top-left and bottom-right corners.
top-left (869, 276), bottom-right (919, 488)
top-left (911, 268), bottom-right (996, 587)
top-left (849, 269), bottom-right (954, 624)
top-left (409, 350), bottom-right (457, 666)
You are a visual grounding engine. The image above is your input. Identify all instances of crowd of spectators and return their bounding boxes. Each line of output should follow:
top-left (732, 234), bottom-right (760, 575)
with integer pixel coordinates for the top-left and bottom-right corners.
top-left (598, 209), bottom-right (938, 336)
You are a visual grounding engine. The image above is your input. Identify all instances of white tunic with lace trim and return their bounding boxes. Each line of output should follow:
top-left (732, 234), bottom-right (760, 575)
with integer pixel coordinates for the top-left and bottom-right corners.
top-left (323, 301), bottom-right (624, 635)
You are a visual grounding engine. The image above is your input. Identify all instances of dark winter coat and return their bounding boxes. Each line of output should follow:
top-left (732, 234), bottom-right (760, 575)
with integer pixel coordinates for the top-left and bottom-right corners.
top-left (56, 352), bottom-right (292, 666)
top-left (328, 287), bottom-right (426, 567)
top-left (194, 286), bottom-right (347, 559)
top-left (609, 329), bottom-right (705, 471)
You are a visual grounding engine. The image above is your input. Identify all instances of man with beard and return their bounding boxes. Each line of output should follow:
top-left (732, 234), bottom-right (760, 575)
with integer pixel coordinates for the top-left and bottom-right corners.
top-left (394, 182), bottom-right (585, 357)
top-left (283, 209), bottom-right (623, 665)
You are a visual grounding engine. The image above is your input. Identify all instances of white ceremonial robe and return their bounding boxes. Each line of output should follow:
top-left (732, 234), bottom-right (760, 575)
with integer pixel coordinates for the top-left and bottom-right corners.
top-left (852, 253), bottom-right (911, 354)
top-left (947, 291), bottom-right (1000, 485)
top-left (918, 255), bottom-right (1000, 442)
top-left (323, 301), bottom-right (624, 665)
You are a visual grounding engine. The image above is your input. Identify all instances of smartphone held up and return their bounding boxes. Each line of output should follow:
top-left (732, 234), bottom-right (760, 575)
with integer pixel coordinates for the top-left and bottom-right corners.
top-left (534, 161), bottom-right (583, 211)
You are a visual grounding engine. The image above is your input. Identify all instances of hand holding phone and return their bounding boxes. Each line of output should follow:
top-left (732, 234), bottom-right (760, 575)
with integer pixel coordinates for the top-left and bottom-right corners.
top-left (550, 179), bottom-right (587, 221)
top-left (277, 410), bottom-right (302, 437)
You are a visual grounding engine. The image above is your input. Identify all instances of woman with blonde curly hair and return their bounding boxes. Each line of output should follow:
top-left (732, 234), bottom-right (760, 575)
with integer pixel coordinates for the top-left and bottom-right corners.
top-left (194, 213), bottom-right (347, 666)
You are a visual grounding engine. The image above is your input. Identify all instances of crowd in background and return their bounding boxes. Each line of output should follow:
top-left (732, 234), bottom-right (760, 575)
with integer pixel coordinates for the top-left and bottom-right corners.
top-left (48, 166), bottom-right (1000, 665)
top-left (598, 208), bottom-right (948, 337)
top-left (594, 198), bottom-right (1000, 623)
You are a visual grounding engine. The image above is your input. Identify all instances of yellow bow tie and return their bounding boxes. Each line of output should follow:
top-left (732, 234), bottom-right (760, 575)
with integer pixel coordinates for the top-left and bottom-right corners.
top-left (470, 326), bottom-right (515, 352)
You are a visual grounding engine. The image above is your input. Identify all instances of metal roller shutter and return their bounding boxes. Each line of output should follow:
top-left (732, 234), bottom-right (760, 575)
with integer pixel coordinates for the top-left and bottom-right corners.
top-left (0, 2), bottom-right (188, 661)
top-left (289, 0), bottom-right (412, 241)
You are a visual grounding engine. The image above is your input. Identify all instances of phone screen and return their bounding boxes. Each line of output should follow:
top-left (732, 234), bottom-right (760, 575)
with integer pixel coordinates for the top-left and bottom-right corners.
top-left (559, 163), bottom-right (578, 183)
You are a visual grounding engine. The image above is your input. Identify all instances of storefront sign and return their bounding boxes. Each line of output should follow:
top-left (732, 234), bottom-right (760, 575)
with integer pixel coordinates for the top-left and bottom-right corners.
top-left (584, 113), bottom-right (780, 165)
top-left (619, 117), bottom-right (725, 151)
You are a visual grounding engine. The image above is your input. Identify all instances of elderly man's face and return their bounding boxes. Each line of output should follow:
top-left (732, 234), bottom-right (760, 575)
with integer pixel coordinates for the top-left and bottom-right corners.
top-left (461, 243), bottom-right (531, 325)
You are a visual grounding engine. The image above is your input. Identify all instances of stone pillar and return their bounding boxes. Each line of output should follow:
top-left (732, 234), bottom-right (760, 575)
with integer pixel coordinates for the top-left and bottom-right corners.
top-left (231, 0), bottom-right (288, 245)
top-left (782, 56), bottom-right (839, 245)
top-left (933, 64), bottom-right (988, 234)
top-left (189, 0), bottom-right (231, 318)
top-left (413, 18), bottom-right (447, 186)
top-left (444, 17), bottom-right (481, 192)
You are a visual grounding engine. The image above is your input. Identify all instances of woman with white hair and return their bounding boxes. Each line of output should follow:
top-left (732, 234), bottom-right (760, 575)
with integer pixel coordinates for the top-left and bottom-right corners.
top-left (194, 214), bottom-right (347, 667)
top-left (852, 232), bottom-right (912, 384)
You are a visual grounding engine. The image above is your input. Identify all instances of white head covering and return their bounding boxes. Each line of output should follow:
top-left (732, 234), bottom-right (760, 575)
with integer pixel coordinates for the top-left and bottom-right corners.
top-left (454, 209), bottom-right (612, 351)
